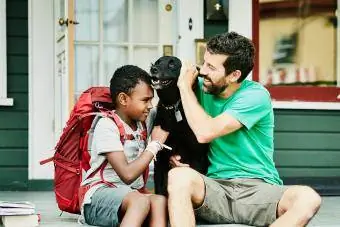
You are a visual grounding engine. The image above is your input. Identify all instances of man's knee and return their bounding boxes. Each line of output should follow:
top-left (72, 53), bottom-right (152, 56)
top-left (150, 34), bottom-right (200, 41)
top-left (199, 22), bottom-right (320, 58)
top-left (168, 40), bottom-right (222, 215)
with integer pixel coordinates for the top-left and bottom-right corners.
top-left (295, 186), bottom-right (321, 223)
top-left (299, 186), bottom-right (321, 213)
top-left (167, 167), bottom-right (197, 194)
top-left (281, 185), bottom-right (321, 220)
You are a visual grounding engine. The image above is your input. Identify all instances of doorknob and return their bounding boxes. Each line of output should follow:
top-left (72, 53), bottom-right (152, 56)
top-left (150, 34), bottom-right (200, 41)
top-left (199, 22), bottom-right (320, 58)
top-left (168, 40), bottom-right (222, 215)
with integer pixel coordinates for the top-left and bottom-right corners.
top-left (58, 18), bottom-right (79, 27)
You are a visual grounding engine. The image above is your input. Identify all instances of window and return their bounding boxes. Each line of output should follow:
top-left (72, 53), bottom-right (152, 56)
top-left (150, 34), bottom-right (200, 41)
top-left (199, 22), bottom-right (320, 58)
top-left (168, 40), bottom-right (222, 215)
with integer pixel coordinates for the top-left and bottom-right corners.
top-left (73, 0), bottom-right (163, 100)
top-left (0, 0), bottom-right (13, 106)
top-left (253, 0), bottom-right (340, 108)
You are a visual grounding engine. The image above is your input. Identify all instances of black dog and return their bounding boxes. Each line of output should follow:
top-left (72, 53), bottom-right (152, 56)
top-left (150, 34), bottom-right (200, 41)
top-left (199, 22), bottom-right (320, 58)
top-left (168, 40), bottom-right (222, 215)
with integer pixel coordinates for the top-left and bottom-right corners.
top-left (150, 56), bottom-right (209, 195)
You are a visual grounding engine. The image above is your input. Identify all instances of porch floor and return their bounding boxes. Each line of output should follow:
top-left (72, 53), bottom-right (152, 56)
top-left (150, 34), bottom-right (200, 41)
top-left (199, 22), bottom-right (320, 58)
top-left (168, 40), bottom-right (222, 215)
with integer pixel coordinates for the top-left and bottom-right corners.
top-left (0, 191), bottom-right (339, 226)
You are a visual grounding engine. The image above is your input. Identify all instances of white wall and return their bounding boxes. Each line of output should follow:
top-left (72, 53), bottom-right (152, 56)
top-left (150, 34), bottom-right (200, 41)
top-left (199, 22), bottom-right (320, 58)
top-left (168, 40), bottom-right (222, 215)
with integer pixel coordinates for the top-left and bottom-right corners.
top-left (229, 0), bottom-right (253, 80)
top-left (29, 0), bottom-right (55, 179)
top-left (228, 0), bottom-right (252, 39)
top-left (176, 0), bottom-right (204, 61)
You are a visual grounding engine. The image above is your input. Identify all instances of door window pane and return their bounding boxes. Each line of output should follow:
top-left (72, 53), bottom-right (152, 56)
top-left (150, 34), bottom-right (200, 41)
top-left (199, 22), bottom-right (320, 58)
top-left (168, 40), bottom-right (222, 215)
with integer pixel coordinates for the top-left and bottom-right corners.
top-left (75, 45), bottom-right (99, 99)
top-left (75, 0), bottom-right (99, 41)
top-left (133, 0), bottom-right (159, 43)
top-left (103, 0), bottom-right (128, 42)
top-left (103, 46), bottom-right (128, 83)
top-left (133, 47), bottom-right (159, 72)
top-left (259, 0), bottom-right (338, 87)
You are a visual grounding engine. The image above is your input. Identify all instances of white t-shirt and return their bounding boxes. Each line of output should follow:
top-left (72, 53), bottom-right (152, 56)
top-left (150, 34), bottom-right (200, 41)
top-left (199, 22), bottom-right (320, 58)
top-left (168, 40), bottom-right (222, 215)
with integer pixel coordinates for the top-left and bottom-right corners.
top-left (77, 109), bottom-right (157, 224)
top-left (81, 115), bottom-right (147, 207)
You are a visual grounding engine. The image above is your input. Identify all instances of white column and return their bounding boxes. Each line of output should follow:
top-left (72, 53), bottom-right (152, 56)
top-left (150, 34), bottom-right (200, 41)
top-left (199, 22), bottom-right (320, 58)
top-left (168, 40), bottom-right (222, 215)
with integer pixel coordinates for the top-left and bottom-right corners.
top-left (0, 0), bottom-right (13, 106)
top-left (29, 0), bottom-right (55, 179)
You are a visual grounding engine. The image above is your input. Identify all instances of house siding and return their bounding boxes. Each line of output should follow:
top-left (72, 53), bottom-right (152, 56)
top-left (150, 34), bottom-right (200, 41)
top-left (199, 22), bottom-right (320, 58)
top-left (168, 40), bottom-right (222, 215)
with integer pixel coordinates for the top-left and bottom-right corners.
top-left (274, 109), bottom-right (340, 194)
top-left (0, 0), bottom-right (29, 190)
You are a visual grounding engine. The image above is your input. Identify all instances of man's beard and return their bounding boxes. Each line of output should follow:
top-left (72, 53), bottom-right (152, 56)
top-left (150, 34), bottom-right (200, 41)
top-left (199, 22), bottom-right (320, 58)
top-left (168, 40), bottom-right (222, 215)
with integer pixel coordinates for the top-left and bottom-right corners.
top-left (203, 79), bottom-right (227, 95)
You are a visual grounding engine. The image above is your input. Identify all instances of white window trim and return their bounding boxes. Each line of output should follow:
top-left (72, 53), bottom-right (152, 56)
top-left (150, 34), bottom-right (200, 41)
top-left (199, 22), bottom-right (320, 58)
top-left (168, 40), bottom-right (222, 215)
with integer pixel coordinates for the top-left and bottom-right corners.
top-left (273, 101), bottom-right (340, 110)
top-left (0, 0), bottom-right (13, 106)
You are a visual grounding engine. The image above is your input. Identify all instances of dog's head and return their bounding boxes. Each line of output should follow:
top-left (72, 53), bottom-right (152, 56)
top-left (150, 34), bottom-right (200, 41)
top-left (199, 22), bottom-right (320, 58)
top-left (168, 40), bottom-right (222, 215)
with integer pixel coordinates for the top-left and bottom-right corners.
top-left (150, 56), bottom-right (182, 90)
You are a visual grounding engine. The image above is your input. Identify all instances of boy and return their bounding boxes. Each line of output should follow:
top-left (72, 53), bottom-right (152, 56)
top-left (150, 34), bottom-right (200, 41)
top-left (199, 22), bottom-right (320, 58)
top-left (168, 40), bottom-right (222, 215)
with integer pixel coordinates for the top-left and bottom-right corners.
top-left (80, 65), bottom-right (168, 227)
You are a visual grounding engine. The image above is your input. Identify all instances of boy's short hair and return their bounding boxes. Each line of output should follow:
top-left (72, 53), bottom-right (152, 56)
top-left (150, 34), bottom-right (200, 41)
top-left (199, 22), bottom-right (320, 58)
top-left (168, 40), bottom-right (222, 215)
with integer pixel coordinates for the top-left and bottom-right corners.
top-left (110, 65), bottom-right (151, 108)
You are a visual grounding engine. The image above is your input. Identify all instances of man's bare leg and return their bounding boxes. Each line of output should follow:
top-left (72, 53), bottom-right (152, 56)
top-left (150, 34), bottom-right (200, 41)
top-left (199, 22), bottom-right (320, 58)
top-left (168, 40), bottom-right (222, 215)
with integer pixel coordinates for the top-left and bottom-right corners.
top-left (167, 167), bottom-right (205, 227)
top-left (271, 186), bottom-right (321, 227)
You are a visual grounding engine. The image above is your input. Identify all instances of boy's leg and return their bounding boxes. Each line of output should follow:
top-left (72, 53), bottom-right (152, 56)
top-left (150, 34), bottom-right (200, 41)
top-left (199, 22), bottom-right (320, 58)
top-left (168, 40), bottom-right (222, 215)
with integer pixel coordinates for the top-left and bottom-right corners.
top-left (84, 186), bottom-right (135, 227)
top-left (119, 191), bottom-right (151, 227)
top-left (148, 194), bottom-right (168, 227)
top-left (271, 185), bottom-right (321, 227)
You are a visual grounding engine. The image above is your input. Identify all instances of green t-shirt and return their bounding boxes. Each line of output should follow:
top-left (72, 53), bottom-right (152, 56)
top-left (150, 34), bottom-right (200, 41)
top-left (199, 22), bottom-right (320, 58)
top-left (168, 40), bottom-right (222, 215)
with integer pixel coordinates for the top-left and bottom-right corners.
top-left (197, 79), bottom-right (282, 185)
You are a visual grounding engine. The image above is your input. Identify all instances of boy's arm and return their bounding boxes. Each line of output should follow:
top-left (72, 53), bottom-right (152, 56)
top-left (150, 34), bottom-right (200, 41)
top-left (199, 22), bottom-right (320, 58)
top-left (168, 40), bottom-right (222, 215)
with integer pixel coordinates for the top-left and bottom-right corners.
top-left (106, 149), bottom-right (155, 185)
top-left (95, 118), bottom-right (163, 185)
top-left (151, 125), bottom-right (169, 143)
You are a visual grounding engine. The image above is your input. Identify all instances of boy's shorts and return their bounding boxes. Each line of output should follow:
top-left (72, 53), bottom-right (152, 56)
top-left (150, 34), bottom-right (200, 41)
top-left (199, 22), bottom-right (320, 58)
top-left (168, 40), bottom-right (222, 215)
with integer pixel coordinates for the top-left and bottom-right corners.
top-left (195, 176), bottom-right (288, 226)
top-left (83, 185), bottom-right (134, 227)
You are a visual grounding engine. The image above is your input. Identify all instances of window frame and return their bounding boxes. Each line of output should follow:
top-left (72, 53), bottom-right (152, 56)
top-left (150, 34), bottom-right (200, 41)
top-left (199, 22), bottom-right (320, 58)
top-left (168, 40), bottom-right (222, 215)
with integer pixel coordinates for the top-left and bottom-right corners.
top-left (0, 0), bottom-right (13, 106)
top-left (252, 0), bottom-right (340, 109)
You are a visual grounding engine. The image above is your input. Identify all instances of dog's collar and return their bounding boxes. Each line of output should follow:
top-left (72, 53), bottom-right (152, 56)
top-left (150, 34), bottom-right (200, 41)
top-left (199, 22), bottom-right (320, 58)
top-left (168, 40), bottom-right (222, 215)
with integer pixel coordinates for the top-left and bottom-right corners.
top-left (160, 99), bottom-right (181, 111)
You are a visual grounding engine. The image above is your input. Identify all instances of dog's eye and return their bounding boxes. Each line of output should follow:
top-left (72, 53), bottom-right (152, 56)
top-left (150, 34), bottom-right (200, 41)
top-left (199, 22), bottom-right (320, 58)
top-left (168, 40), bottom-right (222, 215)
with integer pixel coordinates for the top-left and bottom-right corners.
top-left (151, 67), bottom-right (158, 74)
top-left (168, 62), bottom-right (175, 69)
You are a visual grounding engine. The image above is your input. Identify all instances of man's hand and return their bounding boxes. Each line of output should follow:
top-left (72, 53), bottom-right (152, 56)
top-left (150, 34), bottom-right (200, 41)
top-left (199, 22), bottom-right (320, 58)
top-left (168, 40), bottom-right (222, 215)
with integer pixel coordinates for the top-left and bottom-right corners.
top-left (177, 61), bottom-right (199, 90)
top-left (151, 126), bottom-right (169, 144)
top-left (169, 155), bottom-right (190, 168)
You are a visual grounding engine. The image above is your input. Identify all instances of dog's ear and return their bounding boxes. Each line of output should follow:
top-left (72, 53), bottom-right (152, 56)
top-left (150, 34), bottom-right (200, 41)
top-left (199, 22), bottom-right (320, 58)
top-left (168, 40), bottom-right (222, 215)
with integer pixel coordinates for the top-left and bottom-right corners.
top-left (192, 77), bottom-right (199, 91)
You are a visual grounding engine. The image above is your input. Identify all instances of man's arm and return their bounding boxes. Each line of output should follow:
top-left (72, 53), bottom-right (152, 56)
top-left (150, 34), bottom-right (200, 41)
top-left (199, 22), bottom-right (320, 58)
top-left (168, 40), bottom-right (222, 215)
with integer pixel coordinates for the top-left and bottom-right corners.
top-left (179, 86), bottom-right (242, 143)
top-left (177, 64), bottom-right (242, 143)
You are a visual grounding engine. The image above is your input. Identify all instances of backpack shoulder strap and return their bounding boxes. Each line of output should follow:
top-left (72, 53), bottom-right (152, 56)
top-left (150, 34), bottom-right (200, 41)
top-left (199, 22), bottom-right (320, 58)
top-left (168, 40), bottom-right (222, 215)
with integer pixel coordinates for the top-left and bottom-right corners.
top-left (139, 121), bottom-right (147, 143)
top-left (106, 111), bottom-right (132, 144)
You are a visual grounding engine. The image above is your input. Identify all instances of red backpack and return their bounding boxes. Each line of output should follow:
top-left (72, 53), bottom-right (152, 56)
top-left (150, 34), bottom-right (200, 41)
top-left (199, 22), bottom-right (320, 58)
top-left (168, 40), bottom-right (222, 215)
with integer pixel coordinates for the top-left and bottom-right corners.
top-left (40, 87), bottom-right (149, 214)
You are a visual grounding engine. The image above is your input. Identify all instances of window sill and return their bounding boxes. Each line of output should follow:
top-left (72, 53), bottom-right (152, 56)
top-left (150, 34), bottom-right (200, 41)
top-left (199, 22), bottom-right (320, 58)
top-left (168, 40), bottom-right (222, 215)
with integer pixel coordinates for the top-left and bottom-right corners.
top-left (273, 101), bottom-right (340, 110)
top-left (0, 98), bottom-right (14, 106)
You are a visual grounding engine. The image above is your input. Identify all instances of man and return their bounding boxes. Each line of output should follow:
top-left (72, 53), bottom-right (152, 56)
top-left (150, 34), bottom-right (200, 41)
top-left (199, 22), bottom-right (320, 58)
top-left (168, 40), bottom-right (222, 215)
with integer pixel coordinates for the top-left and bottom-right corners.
top-left (167, 32), bottom-right (321, 227)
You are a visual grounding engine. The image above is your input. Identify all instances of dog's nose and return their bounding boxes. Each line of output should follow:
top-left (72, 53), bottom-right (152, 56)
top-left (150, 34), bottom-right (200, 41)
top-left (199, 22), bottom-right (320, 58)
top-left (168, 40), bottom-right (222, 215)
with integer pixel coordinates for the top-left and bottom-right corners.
top-left (150, 66), bottom-right (158, 75)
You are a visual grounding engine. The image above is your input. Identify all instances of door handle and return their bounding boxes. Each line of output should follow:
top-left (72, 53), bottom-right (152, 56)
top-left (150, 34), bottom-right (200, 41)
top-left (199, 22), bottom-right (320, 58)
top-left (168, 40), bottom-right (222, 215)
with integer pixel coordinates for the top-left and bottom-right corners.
top-left (58, 18), bottom-right (79, 27)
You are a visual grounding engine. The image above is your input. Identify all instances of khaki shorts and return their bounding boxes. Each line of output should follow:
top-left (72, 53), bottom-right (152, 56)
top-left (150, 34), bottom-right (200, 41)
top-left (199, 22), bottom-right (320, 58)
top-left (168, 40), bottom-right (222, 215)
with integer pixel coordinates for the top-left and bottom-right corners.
top-left (195, 176), bottom-right (288, 226)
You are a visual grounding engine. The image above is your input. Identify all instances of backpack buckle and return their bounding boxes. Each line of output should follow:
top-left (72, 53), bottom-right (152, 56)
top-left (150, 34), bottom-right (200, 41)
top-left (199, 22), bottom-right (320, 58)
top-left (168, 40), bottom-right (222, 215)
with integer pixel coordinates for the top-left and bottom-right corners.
top-left (94, 102), bottom-right (101, 109)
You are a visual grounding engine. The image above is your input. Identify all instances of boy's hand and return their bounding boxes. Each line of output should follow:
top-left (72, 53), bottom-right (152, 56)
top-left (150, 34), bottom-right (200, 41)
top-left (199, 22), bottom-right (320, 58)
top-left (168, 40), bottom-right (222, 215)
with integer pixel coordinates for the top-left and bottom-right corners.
top-left (169, 155), bottom-right (190, 168)
top-left (146, 140), bottom-right (163, 154)
top-left (151, 126), bottom-right (169, 144)
top-left (177, 61), bottom-right (198, 90)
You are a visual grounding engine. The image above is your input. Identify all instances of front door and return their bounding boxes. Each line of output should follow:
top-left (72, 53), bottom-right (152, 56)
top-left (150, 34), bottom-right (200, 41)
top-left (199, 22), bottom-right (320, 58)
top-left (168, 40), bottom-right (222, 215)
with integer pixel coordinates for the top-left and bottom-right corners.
top-left (54, 0), bottom-right (76, 141)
